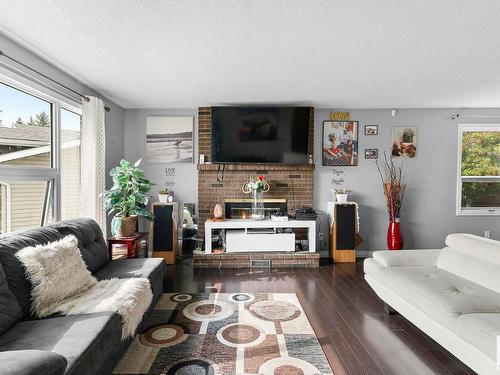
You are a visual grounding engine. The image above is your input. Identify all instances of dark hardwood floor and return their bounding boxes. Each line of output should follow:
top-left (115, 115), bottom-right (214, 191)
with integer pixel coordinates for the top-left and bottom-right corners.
top-left (164, 260), bottom-right (475, 375)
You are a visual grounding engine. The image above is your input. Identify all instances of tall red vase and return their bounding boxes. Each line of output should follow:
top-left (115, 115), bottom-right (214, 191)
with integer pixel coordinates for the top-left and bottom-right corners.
top-left (387, 220), bottom-right (404, 250)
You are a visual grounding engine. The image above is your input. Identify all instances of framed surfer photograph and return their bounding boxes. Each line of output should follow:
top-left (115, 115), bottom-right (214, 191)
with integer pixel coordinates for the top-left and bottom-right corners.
top-left (145, 116), bottom-right (194, 163)
top-left (322, 121), bottom-right (359, 166)
top-left (391, 126), bottom-right (417, 158)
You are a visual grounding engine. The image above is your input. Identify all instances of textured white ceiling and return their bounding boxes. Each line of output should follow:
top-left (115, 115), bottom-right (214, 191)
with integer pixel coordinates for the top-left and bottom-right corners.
top-left (0, 1), bottom-right (499, 109)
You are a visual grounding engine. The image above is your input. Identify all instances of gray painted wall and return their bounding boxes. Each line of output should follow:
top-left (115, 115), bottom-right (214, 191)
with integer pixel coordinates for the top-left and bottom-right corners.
top-left (123, 109), bottom-right (198, 205)
top-left (0, 33), bottom-right (125, 188)
top-left (314, 108), bottom-right (500, 250)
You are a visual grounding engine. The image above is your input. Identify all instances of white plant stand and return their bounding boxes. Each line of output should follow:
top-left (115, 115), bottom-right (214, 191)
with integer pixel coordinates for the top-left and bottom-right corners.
top-left (204, 219), bottom-right (316, 254)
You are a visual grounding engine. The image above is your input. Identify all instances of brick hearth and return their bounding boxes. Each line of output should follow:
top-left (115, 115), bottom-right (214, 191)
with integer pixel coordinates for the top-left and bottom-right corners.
top-left (193, 252), bottom-right (320, 268)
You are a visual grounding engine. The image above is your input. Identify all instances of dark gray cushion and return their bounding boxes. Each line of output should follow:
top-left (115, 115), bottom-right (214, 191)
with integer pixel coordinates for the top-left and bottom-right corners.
top-left (0, 226), bottom-right (63, 317)
top-left (0, 262), bottom-right (23, 336)
top-left (48, 218), bottom-right (108, 273)
top-left (95, 258), bottom-right (166, 303)
top-left (0, 350), bottom-right (67, 375)
top-left (0, 312), bottom-right (122, 375)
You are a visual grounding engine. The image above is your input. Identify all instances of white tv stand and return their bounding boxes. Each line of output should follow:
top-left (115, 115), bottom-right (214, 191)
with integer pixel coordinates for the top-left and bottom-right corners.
top-left (204, 219), bottom-right (316, 254)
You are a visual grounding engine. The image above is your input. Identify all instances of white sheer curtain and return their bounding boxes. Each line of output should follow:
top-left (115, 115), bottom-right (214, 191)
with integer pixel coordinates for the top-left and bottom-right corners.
top-left (80, 96), bottom-right (107, 231)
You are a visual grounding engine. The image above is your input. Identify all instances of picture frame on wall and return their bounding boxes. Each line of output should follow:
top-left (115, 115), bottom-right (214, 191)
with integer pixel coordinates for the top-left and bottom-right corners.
top-left (364, 148), bottom-right (379, 159)
top-left (322, 121), bottom-right (359, 166)
top-left (145, 116), bottom-right (194, 163)
top-left (391, 126), bottom-right (417, 158)
top-left (364, 125), bottom-right (378, 135)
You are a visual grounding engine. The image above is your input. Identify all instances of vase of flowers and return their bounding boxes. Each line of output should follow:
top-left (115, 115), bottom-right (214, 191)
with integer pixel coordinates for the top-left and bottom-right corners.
top-left (376, 153), bottom-right (406, 250)
top-left (242, 175), bottom-right (270, 220)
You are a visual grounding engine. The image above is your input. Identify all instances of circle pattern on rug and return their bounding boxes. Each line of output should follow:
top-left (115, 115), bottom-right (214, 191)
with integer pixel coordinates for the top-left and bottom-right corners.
top-left (275, 365), bottom-right (305, 375)
top-left (140, 324), bottom-right (186, 347)
top-left (249, 300), bottom-right (301, 322)
top-left (229, 293), bottom-right (255, 303)
top-left (258, 357), bottom-right (321, 375)
top-left (195, 303), bottom-right (222, 315)
top-left (183, 299), bottom-right (234, 322)
top-left (170, 293), bottom-right (192, 302)
top-left (216, 323), bottom-right (266, 348)
top-left (164, 359), bottom-right (215, 375)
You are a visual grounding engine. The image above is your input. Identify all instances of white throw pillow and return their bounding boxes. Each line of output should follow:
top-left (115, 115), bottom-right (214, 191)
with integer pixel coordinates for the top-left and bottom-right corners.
top-left (16, 235), bottom-right (97, 317)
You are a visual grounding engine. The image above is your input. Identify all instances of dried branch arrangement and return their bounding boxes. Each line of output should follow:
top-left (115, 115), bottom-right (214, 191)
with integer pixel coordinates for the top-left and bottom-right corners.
top-left (376, 153), bottom-right (406, 221)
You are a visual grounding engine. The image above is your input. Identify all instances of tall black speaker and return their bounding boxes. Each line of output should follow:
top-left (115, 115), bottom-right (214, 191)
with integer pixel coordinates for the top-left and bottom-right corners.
top-left (152, 202), bottom-right (178, 264)
top-left (330, 203), bottom-right (357, 263)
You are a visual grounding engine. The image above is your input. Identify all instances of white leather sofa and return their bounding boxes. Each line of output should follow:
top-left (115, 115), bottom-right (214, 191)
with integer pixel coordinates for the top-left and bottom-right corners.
top-left (364, 233), bottom-right (500, 375)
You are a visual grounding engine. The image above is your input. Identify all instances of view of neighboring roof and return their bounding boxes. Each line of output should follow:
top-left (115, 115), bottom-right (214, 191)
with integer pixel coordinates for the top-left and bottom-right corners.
top-left (0, 125), bottom-right (80, 147)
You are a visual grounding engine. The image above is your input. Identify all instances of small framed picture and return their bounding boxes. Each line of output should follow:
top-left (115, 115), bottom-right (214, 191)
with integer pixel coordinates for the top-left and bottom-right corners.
top-left (364, 148), bottom-right (379, 159)
top-left (391, 126), bottom-right (417, 157)
top-left (364, 125), bottom-right (378, 135)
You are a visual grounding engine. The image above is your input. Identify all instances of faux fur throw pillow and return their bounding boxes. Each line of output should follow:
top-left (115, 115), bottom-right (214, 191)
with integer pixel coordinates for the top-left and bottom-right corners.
top-left (16, 235), bottom-right (96, 317)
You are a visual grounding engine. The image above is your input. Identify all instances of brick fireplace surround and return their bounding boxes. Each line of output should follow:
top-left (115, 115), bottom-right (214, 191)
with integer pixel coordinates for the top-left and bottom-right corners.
top-left (196, 107), bottom-right (318, 268)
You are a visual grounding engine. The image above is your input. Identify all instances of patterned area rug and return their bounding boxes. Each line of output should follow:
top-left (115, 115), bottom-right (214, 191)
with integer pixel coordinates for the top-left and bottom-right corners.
top-left (114, 293), bottom-right (334, 375)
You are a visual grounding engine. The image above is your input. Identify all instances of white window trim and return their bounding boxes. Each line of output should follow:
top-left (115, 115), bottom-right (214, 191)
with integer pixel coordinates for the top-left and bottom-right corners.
top-left (0, 68), bottom-right (82, 228)
top-left (456, 123), bottom-right (500, 216)
top-left (0, 182), bottom-right (11, 233)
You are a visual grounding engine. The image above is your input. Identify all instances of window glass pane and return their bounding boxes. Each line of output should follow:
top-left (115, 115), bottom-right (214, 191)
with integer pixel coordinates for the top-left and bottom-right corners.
top-left (0, 180), bottom-right (49, 234)
top-left (60, 109), bottom-right (81, 220)
top-left (461, 131), bottom-right (500, 176)
top-left (0, 83), bottom-right (52, 167)
top-left (461, 181), bottom-right (500, 208)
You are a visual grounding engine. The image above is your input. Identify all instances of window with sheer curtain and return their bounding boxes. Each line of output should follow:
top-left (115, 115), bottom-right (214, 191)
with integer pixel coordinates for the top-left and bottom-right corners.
top-left (0, 79), bottom-right (82, 234)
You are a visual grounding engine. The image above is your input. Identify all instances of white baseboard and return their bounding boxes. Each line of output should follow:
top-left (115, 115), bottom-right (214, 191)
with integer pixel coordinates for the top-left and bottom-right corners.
top-left (356, 250), bottom-right (373, 258)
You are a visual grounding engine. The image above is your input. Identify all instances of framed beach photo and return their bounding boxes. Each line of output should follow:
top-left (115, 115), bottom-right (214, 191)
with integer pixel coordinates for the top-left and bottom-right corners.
top-left (364, 148), bottom-right (379, 159)
top-left (145, 116), bottom-right (194, 163)
top-left (322, 121), bottom-right (358, 166)
top-left (391, 126), bottom-right (417, 157)
top-left (364, 125), bottom-right (378, 135)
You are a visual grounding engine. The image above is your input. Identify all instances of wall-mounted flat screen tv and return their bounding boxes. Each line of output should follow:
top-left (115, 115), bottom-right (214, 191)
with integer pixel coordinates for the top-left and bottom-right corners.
top-left (211, 106), bottom-right (311, 164)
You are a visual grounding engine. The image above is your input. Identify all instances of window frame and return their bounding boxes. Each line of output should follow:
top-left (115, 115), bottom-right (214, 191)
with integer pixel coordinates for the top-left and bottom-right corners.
top-left (456, 123), bottom-right (500, 216)
top-left (0, 68), bottom-right (82, 231)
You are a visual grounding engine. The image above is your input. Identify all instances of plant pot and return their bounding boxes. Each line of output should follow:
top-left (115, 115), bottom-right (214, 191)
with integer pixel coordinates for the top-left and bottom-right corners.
top-left (120, 216), bottom-right (137, 237)
top-left (387, 219), bottom-right (403, 250)
top-left (336, 194), bottom-right (349, 203)
top-left (158, 194), bottom-right (170, 203)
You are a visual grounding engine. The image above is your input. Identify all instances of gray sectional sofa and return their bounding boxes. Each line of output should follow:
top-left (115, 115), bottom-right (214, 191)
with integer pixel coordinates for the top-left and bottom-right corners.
top-left (0, 218), bottom-right (167, 375)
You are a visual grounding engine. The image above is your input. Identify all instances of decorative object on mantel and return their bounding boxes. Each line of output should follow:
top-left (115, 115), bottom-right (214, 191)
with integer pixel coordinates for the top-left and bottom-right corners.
top-left (376, 153), bottom-right (406, 250)
top-left (322, 121), bottom-right (359, 166)
top-left (271, 210), bottom-right (289, 221)
top-left (102, 159), bottom-right (154, 238)
top-left (391, 126), bottom-right (417, 157)
top-left (158, 188), bottom-right (174, 203)
top-left (213, 204), bottom-right (223, 219)
top-left (242, 175), bottom-right (270, 220)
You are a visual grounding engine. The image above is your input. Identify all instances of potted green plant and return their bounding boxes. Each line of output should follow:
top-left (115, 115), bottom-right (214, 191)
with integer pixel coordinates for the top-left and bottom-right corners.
top-left (102, 159), bottom-right (154, 238)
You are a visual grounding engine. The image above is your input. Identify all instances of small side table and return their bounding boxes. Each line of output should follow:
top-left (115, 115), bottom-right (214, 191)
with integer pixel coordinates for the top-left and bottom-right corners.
top-left (107, 233), bottom-right (149, 260)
